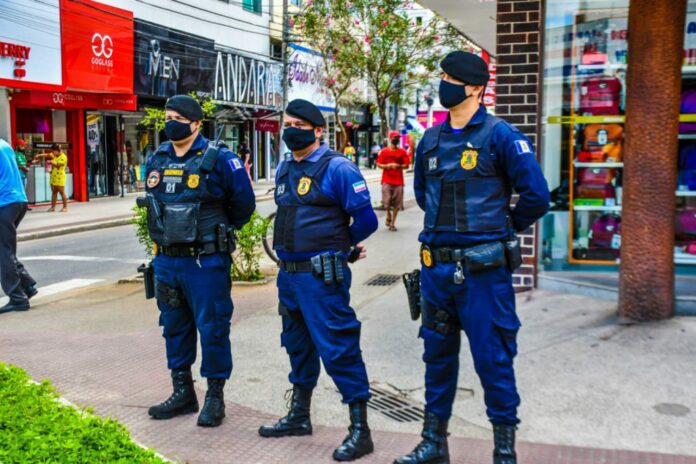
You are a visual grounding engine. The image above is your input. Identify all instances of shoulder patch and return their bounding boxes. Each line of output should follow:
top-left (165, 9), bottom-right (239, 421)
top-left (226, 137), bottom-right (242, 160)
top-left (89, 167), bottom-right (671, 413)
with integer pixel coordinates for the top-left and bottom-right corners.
top-left (514, 140), bottom-right (533, 155)
top-left (352, 180), bottom-right (367, 193)
top-left (228, 158), bottom-right (243, 171)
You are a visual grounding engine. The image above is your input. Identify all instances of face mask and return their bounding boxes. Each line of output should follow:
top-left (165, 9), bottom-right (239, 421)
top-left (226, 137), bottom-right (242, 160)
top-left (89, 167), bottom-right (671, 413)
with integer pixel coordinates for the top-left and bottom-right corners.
top-left (439, 80), bottom-right (470, 109)
top-left (283, 127), bottom-right (316, 151)
top-left (391, 138), bottom-right (400, 145)
top-left (165, 120), bottom-right (193, 141)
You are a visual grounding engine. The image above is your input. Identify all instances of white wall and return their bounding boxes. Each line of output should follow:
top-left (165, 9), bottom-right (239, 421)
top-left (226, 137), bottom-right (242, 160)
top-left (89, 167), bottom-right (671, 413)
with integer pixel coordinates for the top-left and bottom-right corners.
top-left (101, 0), bottom-right (272, 58)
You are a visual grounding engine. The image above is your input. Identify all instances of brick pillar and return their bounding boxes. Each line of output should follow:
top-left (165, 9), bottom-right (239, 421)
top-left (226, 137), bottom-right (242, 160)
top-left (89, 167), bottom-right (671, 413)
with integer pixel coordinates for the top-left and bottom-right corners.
top-left (619, 0), bottom-right (686, 320)
top-left (495, 0), bottom-right (543, 291)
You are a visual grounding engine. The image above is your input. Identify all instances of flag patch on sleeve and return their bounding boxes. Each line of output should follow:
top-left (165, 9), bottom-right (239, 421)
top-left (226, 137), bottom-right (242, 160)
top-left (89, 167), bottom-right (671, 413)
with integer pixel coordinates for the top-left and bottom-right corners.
top-left (514, 140), bottom-right (532, 155)
top-left (352, 181), bottom-right (367, 193)
top-left (228, 158), bottom-right (242, 171)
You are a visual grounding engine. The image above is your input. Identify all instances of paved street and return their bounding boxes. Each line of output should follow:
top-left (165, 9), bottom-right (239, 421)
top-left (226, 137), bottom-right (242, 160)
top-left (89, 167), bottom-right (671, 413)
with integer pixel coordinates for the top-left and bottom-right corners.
top-left (1, 194), bottom-right (695, 463)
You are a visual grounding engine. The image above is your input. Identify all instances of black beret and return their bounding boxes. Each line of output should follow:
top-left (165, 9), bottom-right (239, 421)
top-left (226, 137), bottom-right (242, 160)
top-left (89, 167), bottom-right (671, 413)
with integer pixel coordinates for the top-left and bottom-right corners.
top-left (440, 51), bottom-right (490, 85)
top-left (285, 99), bottom-right (326, 127)
top-left (165, 95), bottom-right (204, 121)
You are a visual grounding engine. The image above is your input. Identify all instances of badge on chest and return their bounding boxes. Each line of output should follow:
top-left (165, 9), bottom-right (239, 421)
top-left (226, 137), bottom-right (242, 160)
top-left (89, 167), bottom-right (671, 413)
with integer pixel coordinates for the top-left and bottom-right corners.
top-left (460, 150), bottom-right (478, 170)
top-left (297, 176), bottom-right (312, 196)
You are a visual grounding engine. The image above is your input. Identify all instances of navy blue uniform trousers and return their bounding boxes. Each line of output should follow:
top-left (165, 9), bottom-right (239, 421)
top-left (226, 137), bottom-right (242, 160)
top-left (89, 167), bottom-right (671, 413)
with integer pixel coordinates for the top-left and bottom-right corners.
top-left (277, 265), bottom-right (370, 404)
top-left (420, 262), bottom-right (521, 425)
top-left (153, 253), bottom-right (234, 379)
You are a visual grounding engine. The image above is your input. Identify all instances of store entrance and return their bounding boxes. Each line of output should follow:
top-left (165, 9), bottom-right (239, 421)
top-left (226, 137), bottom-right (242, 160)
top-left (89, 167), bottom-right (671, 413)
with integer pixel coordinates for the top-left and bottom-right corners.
top-left (86, 113), bottom-right (119, 198)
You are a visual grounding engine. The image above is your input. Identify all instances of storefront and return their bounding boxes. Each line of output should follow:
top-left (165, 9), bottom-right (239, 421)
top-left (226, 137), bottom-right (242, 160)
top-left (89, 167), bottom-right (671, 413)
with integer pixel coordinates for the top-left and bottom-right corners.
top-left (538, 0), bottom-right (696, 272)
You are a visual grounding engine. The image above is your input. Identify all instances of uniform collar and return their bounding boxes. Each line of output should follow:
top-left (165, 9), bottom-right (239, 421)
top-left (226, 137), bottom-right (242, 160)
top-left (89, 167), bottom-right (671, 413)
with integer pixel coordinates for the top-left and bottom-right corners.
top-left (294, 142), bottom-right (329, 163)
top-left (444, 105), bottom-right (487, 133)
top-left (166, 133), bottom-right (208, 157)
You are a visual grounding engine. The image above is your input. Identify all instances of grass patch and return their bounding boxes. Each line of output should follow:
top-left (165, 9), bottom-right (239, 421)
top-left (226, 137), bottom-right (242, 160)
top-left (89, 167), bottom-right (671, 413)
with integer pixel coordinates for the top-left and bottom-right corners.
top-left (0, 362), bottom-right (166, 463)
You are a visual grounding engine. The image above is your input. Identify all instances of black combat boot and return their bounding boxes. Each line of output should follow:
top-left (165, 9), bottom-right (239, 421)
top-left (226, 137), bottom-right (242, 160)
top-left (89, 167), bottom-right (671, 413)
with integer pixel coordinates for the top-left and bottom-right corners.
top-left (333, 401), bottom-right (374, 461)
top-left (148, 369), bottom-right (199, 419)
top-left (197, 378), bottom-right (226, 427)
top-left (493, 425), bottom-right (516, 464)
top-left (258, 386), bottom-right (313, 437)
top-left (394, 412), bottom-right (449, 464)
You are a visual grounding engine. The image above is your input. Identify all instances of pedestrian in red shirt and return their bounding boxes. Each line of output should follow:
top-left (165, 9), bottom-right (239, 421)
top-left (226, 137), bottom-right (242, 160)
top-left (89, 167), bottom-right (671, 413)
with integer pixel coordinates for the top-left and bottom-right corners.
top-left (377, 130), bottom-right (409, 231)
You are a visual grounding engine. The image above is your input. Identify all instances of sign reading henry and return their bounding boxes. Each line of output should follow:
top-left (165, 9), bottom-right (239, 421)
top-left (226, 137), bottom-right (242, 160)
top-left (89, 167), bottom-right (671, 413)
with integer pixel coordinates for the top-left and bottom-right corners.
top-left (0, 0), bottom-right (62, 89)
top-left (61, 0), bottom-right (134, 94)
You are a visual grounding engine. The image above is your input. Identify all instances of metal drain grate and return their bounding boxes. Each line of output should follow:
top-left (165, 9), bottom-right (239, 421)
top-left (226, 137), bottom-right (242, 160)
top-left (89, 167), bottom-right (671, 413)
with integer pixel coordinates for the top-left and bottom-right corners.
top-left (367, 385), bottom-right (425, 423)
top-left (365, 274), bottom-right (401, 286)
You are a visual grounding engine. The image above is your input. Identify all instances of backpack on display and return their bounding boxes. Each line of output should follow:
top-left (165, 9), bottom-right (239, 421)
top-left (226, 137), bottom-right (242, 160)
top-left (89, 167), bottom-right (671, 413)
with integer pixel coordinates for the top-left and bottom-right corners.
top-left (579, 76), bottom-right (622, 115)
top-left (579, 167), bottom-right (615, 184)
top-left (589, 214), bottom-right (621, 250)
top-left (676, 207), bottom-right (696, 241)
top-left (679, 88), bottom-right (696, 134)
top-left (576, 168), bottom-right (616, 200)
top-left (583, 124), bottom-right (624, 161)
top-left (679, 144), bottom-right (696, 191)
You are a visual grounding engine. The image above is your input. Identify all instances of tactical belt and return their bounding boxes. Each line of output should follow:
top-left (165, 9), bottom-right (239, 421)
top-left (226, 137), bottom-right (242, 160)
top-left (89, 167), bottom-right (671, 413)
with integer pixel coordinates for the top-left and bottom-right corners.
top-left (158, 242), bottom-right (220, 257)
top-left (279, 260), bottom-right (314, 272)
top-left (428, 246), bottom-right (467, 263)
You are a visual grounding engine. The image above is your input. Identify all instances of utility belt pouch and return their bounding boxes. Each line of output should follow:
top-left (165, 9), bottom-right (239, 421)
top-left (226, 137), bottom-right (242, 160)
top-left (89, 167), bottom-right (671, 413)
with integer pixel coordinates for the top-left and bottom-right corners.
top-left (215, 224), bottom-right (230, 253)
top-left (321, 253), bottom-right (334, 285)
top-left (504, 237), bottom-right (523, 272)
top-left (310, 255), bottom-right (323, 278)
top-left (464, 241), bottom-right (507, 273)
top-left (402, 269), bottom-right (421, 321)
top-left (155, 280), bottom-right (184, 308)
top-left (333, 252), bottom-right (345, 284)
top-left (162, 203), bottom-right (200, 245)
top-left (137, 261), bottom-right (155, 299)
top-left (226, 226), bottom-right (237, 253)
top-left (141, 194), bottom-right (164, 236)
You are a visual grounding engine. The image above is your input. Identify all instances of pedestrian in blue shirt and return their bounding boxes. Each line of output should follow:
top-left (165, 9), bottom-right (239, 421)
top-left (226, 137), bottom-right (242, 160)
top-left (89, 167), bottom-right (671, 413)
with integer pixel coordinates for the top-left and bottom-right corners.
top-left (395, 52), bottom-right (550, 464)
top-left (258, 99), bottom-right (378, 462)
top-left (0, 139), bottom-right (38, 314)
top-left (141, 95), bottom-right (255, 428)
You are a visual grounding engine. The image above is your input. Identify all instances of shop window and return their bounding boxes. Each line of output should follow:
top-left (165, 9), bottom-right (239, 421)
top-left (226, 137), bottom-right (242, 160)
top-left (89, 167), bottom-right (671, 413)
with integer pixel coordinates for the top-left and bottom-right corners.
top-left (540, 0), bottom-right (696, 269)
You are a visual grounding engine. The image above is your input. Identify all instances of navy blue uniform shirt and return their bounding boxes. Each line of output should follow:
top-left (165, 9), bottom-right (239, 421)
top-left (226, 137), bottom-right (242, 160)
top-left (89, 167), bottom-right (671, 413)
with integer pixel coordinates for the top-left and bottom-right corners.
top-left (148, 134), bottom-right (255, 230)
top-left (276, 143), bottom-right (378, 261)
top-left (414, 105), bottom-right (550, 247)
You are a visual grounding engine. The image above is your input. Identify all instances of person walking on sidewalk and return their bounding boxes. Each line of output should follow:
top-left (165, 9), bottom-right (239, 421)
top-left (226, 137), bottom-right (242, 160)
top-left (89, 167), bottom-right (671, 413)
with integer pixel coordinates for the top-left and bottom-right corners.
top-left (0, 139), bottom-right (38, 315)
top-left (394, 52), bottom-right (550, 464)
top-left (377, 131), bottom-right (409, 231)
top-left (343, 141), bottom-right (356, 163)
top-left (369, 142), bottom-right (380, 169)
top-left (142, 95), bottom-right (255, 428)
top-left (259, 99), bottom-right (378, 462)
top-left (35, 144), bottom-right (69, 212)
top-left (14, 139), bottom-right (29, 189)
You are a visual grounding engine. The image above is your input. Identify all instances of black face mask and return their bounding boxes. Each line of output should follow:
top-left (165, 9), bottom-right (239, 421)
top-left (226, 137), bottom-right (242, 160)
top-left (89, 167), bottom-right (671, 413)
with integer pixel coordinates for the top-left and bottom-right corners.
top-left (439, 80), bottom-right (471, 109)
top-left (283, 127), bottom-right (316, 151)
top-left (391, 138), bottom-right (400, 145)
top-left (165, 120), bottom-right (194, 141)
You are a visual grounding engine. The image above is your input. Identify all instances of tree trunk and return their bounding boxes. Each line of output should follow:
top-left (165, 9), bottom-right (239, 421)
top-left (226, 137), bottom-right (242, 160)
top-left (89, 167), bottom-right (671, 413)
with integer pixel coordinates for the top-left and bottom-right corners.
top-left (334, 109), bottom-right (347, 151)
top-left (378, 98), bottom-right (390, 144)
top-left (619, 0), bottom-right (686, 321)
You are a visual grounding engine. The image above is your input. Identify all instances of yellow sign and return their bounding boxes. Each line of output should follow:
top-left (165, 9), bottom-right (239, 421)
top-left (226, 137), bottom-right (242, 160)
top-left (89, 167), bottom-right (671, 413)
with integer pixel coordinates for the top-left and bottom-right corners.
top-left (460, 150), bottom-right (478, 170)
top-left (187, 174), bottom-right (200, 189)
top-left (297, 176), bottom-right (312, 196)
top-left (421, 248), bottom-right (433, 268)
top-left (164, 169), bottom-right (184, 176)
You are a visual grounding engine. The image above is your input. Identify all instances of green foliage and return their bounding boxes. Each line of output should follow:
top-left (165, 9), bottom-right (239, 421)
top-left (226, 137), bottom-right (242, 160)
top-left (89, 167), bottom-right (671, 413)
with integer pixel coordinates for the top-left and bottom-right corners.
top-left (131, 205), bottom-right (154, 258)
top-left (232, 211), bottom-right (271, 282)
top-left (0, 363), bottom-right (165, 464)
top-left (139, 92), bottom-right (217, 131)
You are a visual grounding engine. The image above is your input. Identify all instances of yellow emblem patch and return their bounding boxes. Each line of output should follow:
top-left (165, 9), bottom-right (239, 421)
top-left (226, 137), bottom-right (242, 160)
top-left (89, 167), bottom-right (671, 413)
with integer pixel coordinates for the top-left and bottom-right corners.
top-left (297, 177), bottom-right (312, 196)
top-left (421, 248), bottom-right (433, 268)
top-left (460, 150), bottom-right (478, 170)
top-left (187, 174), bottom-right (200, 189)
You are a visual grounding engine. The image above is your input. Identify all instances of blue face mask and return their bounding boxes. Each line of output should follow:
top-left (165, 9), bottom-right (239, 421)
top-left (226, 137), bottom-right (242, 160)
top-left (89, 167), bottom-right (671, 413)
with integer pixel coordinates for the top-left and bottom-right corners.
top-left (438, 80), bottom-right (470, 109)
top-left (282, 127), bottom-right (316, 151)
top-left (165, 120), bottom-right (194, 141)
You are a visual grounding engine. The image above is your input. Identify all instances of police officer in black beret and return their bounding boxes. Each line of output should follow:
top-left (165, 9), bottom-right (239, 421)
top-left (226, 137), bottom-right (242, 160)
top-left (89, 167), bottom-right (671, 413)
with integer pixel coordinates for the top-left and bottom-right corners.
top-left (142, 95), bottom-right (255, 427)
top-left (395, 52), bottom-right (549, 464)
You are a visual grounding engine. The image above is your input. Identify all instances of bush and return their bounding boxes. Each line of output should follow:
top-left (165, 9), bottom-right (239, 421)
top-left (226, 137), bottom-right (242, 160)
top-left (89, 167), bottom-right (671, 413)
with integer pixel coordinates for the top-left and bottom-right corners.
top-left (0, 363), bottom-right (165, 463)
top-left (131, 205), bottom-right (154, 258)
top-left (232, 211), bottom-right (271, 282)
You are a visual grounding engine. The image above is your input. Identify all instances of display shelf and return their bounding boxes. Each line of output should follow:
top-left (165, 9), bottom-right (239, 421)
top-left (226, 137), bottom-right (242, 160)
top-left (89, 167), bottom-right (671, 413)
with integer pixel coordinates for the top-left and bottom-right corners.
top-left (675, 256), bottom-right (696, 265)
top-left (678, 134), bottom-right (696, 140)
top-left (676, 190), bottom-right (696, 197)
top-left (572, 205), bottom-right (622, 212)
top-left (682, 66), bottom-right (696, 78)
top-left (574, 161), bottom-right (624, 168)
top-left (577, 63), bottom-right (627, 71)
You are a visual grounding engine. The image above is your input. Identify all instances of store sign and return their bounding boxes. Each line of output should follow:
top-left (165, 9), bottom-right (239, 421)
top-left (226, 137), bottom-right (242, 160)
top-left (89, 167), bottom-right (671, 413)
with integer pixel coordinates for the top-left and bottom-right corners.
top-left (61, 0), bottom-right (134, 93)
top-left (255, 119), bottom-right (279, 133)
top-left (0, 0), bottom-right (62, 89)
top-left (13, 90), bottom-right (137, 111)
top-left (135, 20), bottom-right (216, 98)
top-left (287, 43), bottom-right (336, 112)
top-left (213, 48), bottom-right (283, 109)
